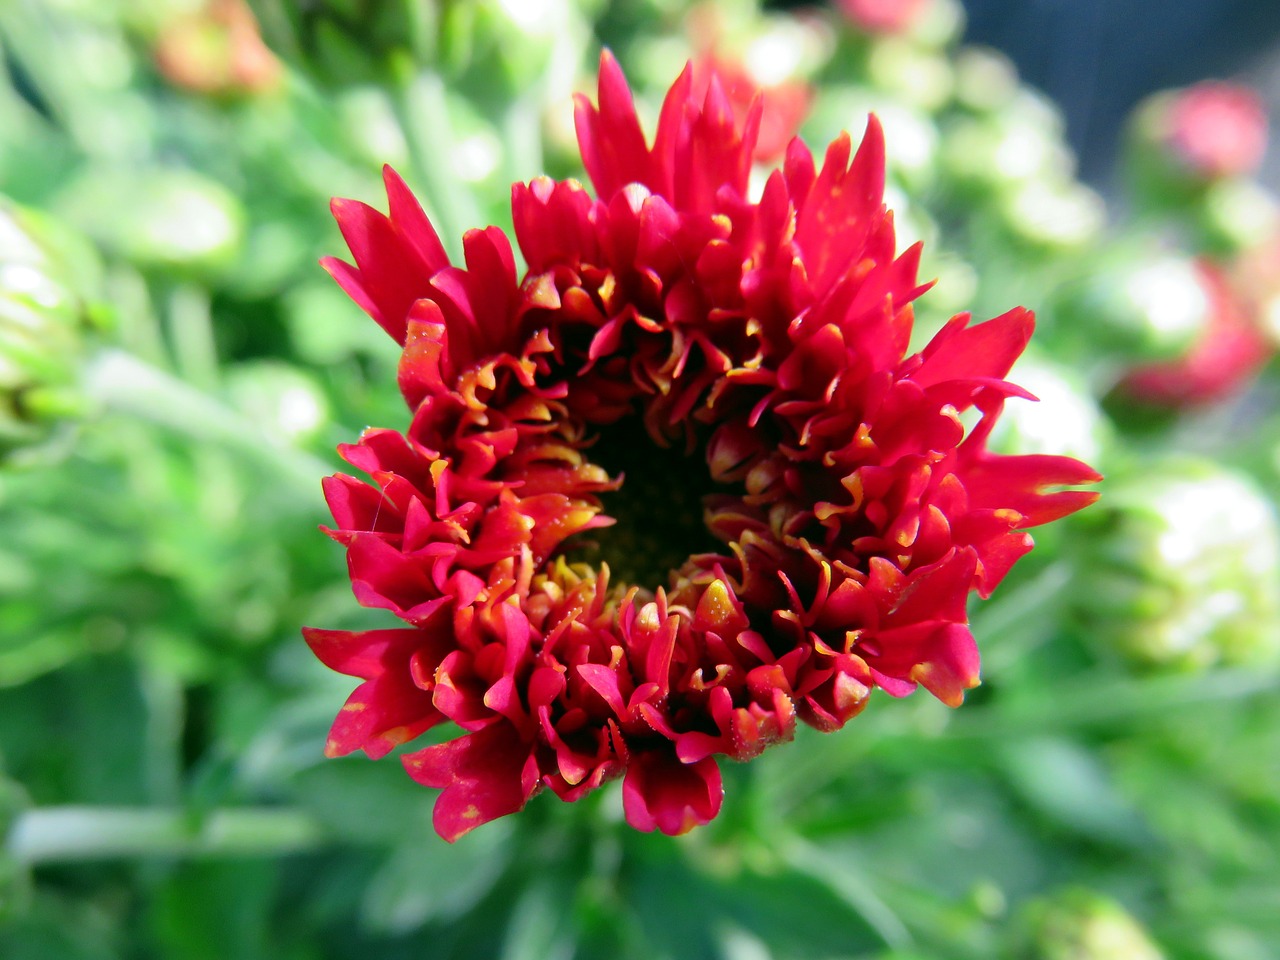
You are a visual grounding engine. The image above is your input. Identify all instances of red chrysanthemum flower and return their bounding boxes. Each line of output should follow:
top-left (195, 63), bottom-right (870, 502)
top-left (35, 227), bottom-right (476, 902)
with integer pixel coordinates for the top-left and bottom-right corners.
top-left (305, 52), bottom-right (1101, 841)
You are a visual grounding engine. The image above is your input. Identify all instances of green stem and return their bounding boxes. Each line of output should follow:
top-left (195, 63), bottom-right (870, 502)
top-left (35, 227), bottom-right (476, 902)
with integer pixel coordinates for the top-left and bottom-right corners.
top-left (165, 283), bottom-right (220, 392)
top-left (7, 806), bottom-right (327, 864)
top-left (83, 348), bottom-right (331, 501)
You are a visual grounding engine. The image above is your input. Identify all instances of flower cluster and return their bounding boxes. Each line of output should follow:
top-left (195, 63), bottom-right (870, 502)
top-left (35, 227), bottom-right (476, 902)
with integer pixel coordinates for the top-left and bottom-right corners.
top-left (305, 53), bottom-right (1100, 840)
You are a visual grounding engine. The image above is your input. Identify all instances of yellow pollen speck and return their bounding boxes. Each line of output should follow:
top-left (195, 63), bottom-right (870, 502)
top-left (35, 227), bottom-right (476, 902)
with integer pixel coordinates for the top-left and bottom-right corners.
top-left (341, 701), bottom-right (366, 712)
top-left (462, 805), bottom-right (481, 820)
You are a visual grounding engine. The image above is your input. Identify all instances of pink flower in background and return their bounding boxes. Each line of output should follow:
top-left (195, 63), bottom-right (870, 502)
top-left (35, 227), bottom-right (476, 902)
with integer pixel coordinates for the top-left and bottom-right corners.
top-left (306, 52), bottom-right (1100, 841)
top-left (836, 0), bottom-right (931, 35)
top-left (154, 0), bottom-right (281, 96)
top-left (1161, 81), bottom-right (1268, 179)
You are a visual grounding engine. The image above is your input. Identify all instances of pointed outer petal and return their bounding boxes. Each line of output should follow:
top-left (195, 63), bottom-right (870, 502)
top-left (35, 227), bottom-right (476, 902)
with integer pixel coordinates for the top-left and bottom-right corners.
top-left (339, 427), bottom-right (429, 483)
top-left (673, 72), bottom-right (757, 212)
top-left (782, 136), bottom-right (817, 210)
top-left (960, 452), bottom-right (1103, 527)
top-left (636, 701), bottom-right (680, 740)
top-left (328, 197), bottom-right (437, 345)
top-left (873, 621), bottom-right (981, 708)
top-left (322, 474), bottom-right (403, 534)
top-left (643, 613), bottom-right (679, 698)
top-left (483, 675), bottom-right (528, 729)
top-left (911, 307), bottom-right (1034, 389)
top-left (303, 626), bottom-right (444, 680)
top-left (321, 256), bottom-right (380, 329)
top-left (793, 117), bottom-right (886, 298)
top-left (636, 194), bottom-right (685, 277)
top-left (516, 493), bottom-right (612, 564)
top-left (621, 750), bottom-right (724, 835)
top-left (403, 724), bottom-right (540, 842)
top-left (707, 420), bottom-right (767, 484)
top-left (649, 62), bottom-right (695, 197)
top-left (922, 376), bottom-right (1038, 415)
top-left (345, 535), bottom-right (439, 618)
top-left (324, 675), bottom-right (443, 759)
top-left (884, 548), bottom-right (979, 628)
top-left (398, 304), bottom-right (450, 409)
top-left (303, 626), bottom-right (450, 757)
top-left (382, 165), bottom-right (450, 277)
top-left (951, 511), bottom-right (1033, 597)
top-left (511, 177), bottom-right (598, 272)
top-left (574, 51), bottom-right (652, 200)
top-left (462, 226), bottom-right (519, 339)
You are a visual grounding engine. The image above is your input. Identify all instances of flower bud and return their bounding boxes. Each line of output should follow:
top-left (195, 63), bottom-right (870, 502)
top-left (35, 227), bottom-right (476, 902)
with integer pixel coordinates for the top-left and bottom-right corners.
top-left (1116, 260), bottom-right (1271, 407)
top-left (837, 0), bottom-right (933, 36)
top-left (153, 0), bottom-right (283, 97)
top-left (1144, 82), bottom-right (1267, 181)
top-left (55, 168), bottom-right (245, 279)
top-left (0, 198), bottom-right (108, 463)
top-left (1073, 459), bottom-right (1280, 671)
top-left (1125, 82), bottom-right (1269, 214)
top-left (1010, 888), bottom-right (1165, 960)
top-left (1055, 251), bottom-right (1208, 366)
top-left (226, 361), bottom-right (329, 444)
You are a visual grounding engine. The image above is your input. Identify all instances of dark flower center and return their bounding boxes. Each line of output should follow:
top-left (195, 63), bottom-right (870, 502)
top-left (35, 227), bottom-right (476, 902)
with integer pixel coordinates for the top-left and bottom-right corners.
top-left (568, 415), bottom-right (726, 589)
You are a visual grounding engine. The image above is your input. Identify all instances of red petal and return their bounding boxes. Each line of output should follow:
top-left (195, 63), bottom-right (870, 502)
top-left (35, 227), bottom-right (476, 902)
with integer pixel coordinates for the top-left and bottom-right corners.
top-left (622, 750), bottom-right (723, 835)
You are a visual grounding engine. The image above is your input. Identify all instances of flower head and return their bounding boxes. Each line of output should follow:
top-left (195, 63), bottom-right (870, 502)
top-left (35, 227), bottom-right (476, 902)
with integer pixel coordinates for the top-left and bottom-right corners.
top-left (308, 52), bottom-right (1100, 841)
top-left (1160, 81), bottom-right (1267, 180)
top-left (836, 0), bottom-right (932, 35)
top-left (154, 0), bottom-right (282, 97)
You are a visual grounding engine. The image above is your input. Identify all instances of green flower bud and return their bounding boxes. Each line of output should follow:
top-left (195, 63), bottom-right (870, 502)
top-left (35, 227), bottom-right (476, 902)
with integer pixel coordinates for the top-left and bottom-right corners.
top-left (1054, 250), bottom-right (1208, 364)
top-left (938, 94), bottom-right (1072, 198)
top-left (1074, 459), bottom-right (1280, 671)
top-left (1010, 889), bottom-right (1164, 960)
top-left (867, 37), bottom-right (952, 112)
top-left (56, 168), bottom-right (245, 278)
top-left (1197, 178), bottom-right (1280, 256)
top-left (998, 177), bottom-right (1105, 252)
top-left (226, 361), bottom-right (328, 444)
top-left (0, 198), bottom-right (108, 463)
top-left (952, 46), bottom-right (1019, 114)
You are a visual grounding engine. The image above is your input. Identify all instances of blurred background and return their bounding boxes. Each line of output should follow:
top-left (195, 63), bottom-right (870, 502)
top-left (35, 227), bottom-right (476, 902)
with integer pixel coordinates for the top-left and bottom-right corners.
top-left (1, 1), bottom-right (1279, 958)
